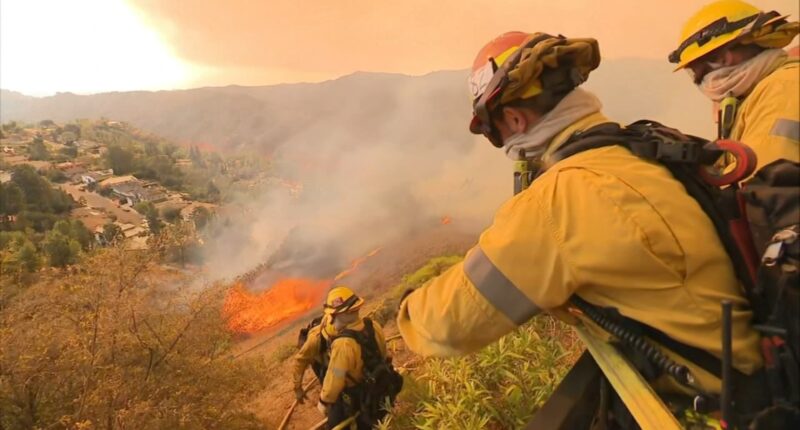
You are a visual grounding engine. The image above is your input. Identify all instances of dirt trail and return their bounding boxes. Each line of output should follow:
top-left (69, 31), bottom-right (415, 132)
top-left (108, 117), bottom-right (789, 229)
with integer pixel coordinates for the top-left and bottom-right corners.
top-left (235, 224), bottom-right (476, 429)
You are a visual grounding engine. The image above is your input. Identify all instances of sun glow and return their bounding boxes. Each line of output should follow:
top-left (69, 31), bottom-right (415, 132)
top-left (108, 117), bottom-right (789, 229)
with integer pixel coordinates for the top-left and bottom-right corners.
top-left (0, 0), bottom-right (191, 96)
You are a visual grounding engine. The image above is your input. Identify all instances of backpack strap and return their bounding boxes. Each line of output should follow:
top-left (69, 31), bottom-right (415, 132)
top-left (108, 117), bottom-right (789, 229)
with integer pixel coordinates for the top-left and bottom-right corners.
top-left (551, 121), bottom-right (757, 294)
top-left (552, 121), bottom-right (758, 383)
top-left (334, 318), bottom-right (381, 382)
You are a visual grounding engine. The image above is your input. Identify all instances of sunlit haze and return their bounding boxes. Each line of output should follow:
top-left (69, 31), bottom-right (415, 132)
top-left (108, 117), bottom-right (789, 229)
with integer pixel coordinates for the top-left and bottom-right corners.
top-left (0, 0), bottom-right (191, 96)
top-left (1, 0), bottom-right (797, 96)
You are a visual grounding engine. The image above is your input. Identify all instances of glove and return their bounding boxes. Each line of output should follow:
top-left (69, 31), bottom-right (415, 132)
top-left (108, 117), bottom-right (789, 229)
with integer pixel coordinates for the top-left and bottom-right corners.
top-left (316, 400), bottom-right (328, 415)
top-left (294, 386), bottom-right (306, 404)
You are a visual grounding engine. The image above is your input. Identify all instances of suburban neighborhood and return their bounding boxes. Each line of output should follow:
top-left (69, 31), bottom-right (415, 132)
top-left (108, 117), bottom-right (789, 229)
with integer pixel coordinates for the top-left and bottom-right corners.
top-left (1, 120), bottom-right (220, 256)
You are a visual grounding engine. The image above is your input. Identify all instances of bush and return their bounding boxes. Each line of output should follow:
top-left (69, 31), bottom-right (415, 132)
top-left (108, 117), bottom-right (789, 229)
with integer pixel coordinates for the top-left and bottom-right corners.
top-left (381, 318), bottom-right (581, 430)
top-left (28, 137), bottom-right (49, 161)
top-left (372, 255), bottom-right (463, 326)
top-left (0, 247), bottom-right (268, 429)
top-left (272, 343), bottom-right (297, 363)
top-left (44, 168), bottom-right (67, 183)
top-left (161, 206), bottom-right (182, 223)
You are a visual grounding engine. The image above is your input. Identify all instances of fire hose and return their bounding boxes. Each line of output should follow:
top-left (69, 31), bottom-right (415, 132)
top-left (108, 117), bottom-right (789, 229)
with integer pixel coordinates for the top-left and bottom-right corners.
top-left (278, 378), bottom-right (318, 430)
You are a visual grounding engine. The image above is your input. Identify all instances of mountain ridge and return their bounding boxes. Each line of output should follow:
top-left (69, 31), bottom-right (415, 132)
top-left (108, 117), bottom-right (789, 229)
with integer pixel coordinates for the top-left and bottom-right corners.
top-left (0, 60), bottom-right (714, 154)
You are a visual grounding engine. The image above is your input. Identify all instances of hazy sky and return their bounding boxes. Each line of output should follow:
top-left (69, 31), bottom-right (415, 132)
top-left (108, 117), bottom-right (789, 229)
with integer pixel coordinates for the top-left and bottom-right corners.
top-left (1, 0), bottom-right (798, 96)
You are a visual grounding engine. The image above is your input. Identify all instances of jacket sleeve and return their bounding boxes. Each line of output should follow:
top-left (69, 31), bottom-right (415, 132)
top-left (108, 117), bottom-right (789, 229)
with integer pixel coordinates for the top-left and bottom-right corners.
top-left (397, 181), bottom-right (574, 357)
top-left (320, 338), bottom-right (357, 404)
top-left (292, 328), bottom-right (321, 389)
top-left (737, 68), bottom-right (800, 167)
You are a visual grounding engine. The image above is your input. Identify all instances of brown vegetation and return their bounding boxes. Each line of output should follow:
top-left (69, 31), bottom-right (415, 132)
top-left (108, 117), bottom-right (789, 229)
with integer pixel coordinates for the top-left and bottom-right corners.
top-left (0, 242), bottom-right (267, 429)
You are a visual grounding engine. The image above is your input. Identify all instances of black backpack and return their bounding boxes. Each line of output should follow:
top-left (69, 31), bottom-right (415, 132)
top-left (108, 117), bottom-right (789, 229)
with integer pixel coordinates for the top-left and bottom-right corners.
top-left (298, 315), bottom-right (325, 349)
top-left (336, 318), bottom-right (404, 424)
top-left (549, 120), bottom-right (799, 423)
top-left (298, 315), bottom-right (329, 381)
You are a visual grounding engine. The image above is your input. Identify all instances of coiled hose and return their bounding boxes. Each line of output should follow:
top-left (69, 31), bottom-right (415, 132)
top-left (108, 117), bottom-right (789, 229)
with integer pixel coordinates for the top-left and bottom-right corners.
top-left (571, 296), bottom-right (695, 386)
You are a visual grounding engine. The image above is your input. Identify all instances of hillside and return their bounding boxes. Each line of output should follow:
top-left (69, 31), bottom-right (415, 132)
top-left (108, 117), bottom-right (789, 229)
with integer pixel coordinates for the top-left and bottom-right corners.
top-left (1, 59), bottom-right (715, 155)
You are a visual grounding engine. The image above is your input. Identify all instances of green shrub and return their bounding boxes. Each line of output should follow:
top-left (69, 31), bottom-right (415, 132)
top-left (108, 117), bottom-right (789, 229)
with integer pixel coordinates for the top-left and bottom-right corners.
top-left (372, 255), bottom-right (463, 326)
top-left (381, 318), bottom-right (581, 430)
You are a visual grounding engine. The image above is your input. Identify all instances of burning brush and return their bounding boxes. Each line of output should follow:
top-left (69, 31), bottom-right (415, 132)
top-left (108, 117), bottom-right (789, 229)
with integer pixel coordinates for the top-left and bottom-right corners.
top-left (222, 248), bottom-right (382, 334)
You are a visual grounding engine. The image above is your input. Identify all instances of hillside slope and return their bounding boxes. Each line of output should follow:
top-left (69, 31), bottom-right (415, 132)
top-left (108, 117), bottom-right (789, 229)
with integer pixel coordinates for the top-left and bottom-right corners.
top-left (1, 59), bottom-right (714, 155)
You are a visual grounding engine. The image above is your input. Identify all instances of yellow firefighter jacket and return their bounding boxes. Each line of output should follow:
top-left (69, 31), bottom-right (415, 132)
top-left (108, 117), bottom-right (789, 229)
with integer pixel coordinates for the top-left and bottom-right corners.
top-left (397, 111), bottom-right (764, 394)
top-left (292, 322), bottom-right (330, 389)
top-left (731, 58), bottom-right (800, 168)
top-left (320, 318), bottom-right (387, 404)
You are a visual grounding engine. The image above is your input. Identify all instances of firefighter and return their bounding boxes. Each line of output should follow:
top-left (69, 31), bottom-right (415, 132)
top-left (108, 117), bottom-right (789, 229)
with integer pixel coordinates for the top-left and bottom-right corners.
top-left (669, 0), bottom-right (799, 168)
top-left (292, 313), bottom-right (336, 404)
top-left (317, 286), bottom-right (391, 430)
top-left (396, 31), bottom-right (765, 399)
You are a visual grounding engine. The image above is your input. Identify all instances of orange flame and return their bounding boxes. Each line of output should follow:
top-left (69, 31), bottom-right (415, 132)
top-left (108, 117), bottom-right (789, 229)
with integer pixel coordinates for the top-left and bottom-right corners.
top-left (334, 248), bottom-right (381, 281)
top-left (223, 248), bottom-right (382, 334)
top-left (441, 216), bottom-right (452, 225)
top-left (223, 278), bottom-right (331, 334)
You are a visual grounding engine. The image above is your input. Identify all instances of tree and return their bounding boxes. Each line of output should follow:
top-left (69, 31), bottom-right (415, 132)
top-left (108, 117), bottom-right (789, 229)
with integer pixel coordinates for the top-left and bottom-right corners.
top-left (133, 201), bottom-right (154, 215)
top-left (43, 231), bottom-right (77, 267)
top-left (161, 206), bottom-right (182, 223)
top-left (16, 241), bottom-right (38, 272)
top-left (70, 220), bottom-right (93, 250)
top-left (101, 222), bottom-right (123, 245)
top-left (58, 131), bottom-right (77, 145)
top-left (59, 145), bottom-right (78, 158)
top-left (136, 201), bottom-right (162, 234)
top-left (192, 206), bottom-right (213, 230)
top-left (28, 137), bottom-right (49, 161)
top-left (63, 123), bottom-right (80, 138)
top-left (2, 120), bottom-right (19, 133)
top-left (206, 181), bottom-right (221, 202)
top-left (10, 165), bottom-right (74, 215)
top-left (0, 182), bottom-right (24, 217)
top-left (44, 168), bottom-right (67, 183)
top-left (146, 210), bottom-right (163, 234)
top-left (144, 140), bottom-right (160, 157)
top-left (106, 144), bottom-right (135, 174)
top-left (39, 119), bottom-right (55, 128)
top-left (53, 219), bottom-right (72, 236)
top-left (162, 142), bottom-right (178, 159)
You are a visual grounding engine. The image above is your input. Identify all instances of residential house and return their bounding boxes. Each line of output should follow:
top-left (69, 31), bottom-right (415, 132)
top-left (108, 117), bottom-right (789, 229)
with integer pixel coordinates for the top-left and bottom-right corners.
top-left (98, 175), bottom-right (138, 188)
top-left (81, 169), bottom-right (113, 185)
top-left (56, 161), bottom-right (87, 182)
top-left (100, 175), bottom-right (168, 205)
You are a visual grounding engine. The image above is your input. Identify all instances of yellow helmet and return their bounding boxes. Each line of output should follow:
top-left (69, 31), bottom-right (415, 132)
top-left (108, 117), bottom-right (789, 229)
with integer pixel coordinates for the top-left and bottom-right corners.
top-left (323, 286), bottom-right (364, 315)
top-left (669, 0), bottom-right (790, 70)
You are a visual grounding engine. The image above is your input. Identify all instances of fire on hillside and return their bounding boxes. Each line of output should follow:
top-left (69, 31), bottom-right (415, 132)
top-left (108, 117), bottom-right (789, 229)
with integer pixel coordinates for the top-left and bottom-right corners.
top-left (222, 248), bottom-right (382, 334)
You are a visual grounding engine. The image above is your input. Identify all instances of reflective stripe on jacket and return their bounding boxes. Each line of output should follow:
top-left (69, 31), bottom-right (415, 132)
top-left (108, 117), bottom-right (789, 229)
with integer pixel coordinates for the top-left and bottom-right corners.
top-left (732, 58), bottom-right (800, 168)
top-left (397, 112), bottom-right (763, 394)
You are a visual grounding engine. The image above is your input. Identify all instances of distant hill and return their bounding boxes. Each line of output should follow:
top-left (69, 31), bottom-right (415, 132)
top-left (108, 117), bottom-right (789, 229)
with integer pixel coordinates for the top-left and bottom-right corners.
top-left (0, 58), bottom-right (714, 154)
